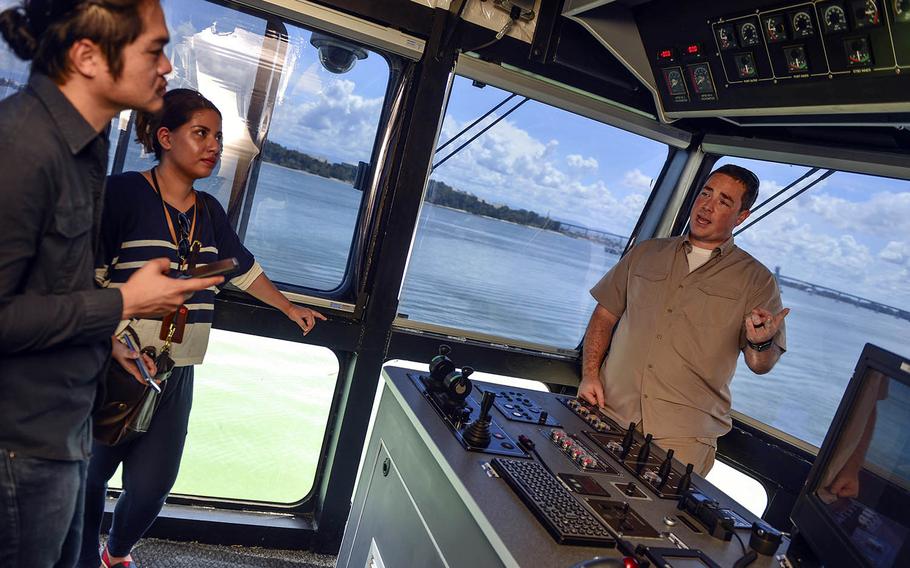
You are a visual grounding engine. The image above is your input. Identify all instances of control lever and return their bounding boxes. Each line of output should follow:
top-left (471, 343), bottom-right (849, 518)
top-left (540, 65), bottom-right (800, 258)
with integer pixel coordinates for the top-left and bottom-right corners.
top-left (620, 422), bottom-right (636, 460)
top-left (443, 365), bottom-right (473, 401)
top-left (656, 449), bottom-right (675, 489)
top-left (463, 390), bottom-right (495, 447)
top-left (429, 344), bottom-right (456, 383)
top-left (676, 463), bottom-right (694, 496)
top-left (635, 433), bottom-right (653, 472)
top-left (749, 520), bottom-right (782, 555)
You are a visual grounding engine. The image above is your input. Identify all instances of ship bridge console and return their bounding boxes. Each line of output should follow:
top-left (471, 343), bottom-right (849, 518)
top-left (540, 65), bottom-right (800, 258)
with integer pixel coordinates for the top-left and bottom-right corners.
top-left (337, 343), bottom-right (909, 567)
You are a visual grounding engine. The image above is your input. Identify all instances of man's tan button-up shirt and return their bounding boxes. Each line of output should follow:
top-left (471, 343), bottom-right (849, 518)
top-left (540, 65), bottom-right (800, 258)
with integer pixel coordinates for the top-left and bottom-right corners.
top-left (590, 235), bottom-right (786, 441)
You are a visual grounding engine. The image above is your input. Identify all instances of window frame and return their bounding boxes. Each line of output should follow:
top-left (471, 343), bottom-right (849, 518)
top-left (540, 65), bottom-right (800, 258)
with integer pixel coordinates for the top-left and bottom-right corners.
top-left (95, 0), bottom-right (426, 516)
top-left (392, 55), bottom-right (686, 355)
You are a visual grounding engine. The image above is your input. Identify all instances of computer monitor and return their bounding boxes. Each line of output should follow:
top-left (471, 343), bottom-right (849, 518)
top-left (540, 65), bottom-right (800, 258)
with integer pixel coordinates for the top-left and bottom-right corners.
top-left (790, 343), bottom-right (910, 567)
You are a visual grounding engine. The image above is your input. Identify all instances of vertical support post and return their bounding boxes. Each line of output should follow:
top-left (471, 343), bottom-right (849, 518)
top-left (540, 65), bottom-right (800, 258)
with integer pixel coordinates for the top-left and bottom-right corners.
top-left (312, 7), bottom-right (460, 553)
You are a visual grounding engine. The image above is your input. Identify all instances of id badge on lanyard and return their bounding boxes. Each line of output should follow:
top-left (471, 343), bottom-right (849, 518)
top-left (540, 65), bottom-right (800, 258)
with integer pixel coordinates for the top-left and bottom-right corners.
top-left (159, 237), bottom-right (201, 345)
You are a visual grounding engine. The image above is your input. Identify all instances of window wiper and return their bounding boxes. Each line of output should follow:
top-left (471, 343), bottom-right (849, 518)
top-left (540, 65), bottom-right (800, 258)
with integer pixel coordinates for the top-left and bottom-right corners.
top-left (735, 168), bottom-right (835, 236)
top-left (432, 96), bottom-right (529, 171)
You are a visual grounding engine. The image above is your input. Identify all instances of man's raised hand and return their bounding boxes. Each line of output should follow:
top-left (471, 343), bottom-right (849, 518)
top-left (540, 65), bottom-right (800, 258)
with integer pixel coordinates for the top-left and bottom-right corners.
top-left (745, 307), bottom-right (790, 344)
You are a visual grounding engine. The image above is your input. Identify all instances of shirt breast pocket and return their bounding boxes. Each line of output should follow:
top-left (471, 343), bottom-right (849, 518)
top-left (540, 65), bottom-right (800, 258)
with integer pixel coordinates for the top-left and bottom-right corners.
top-left (685, 283), bottom-right (742, 328)
top-left (628, 267), bottom-right (669, 309)
top-left (50, 202), bottom-right (93, 292)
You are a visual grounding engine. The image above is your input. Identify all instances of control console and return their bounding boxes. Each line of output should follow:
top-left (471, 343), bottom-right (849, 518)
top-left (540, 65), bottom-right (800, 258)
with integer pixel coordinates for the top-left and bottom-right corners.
top-left (410, 346), bottom-right (786, 567)
top-left (338, 347), bottom-right (788, 568)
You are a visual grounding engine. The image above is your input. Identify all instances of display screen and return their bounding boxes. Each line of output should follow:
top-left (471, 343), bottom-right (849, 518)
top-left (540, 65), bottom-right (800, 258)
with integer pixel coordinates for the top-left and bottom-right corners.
top-left (813, 368), bottom-right (910, 567)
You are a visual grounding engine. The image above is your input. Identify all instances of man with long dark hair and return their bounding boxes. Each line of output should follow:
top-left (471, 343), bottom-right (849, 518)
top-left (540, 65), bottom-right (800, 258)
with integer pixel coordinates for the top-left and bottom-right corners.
top-left (0, 2), bottom-right (222, 566)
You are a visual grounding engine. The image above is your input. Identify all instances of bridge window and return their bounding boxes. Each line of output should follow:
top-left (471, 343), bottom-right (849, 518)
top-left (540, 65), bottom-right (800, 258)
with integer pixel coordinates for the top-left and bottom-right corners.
top-left (714, 157), bottom-right (910, 448)
top-left (107, 330), bottom-right (339, 503)
top-left (398, 75), bottom-right (668, 349)
top-left (0, 0), bottom-right (384, 506)
top-left (100, 0), bottom-right (392, 293)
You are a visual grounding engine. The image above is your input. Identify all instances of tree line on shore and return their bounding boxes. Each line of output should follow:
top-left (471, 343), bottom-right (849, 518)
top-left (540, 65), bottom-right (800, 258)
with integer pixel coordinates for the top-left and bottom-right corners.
top-left (262, 140), bottom-right (561, 231)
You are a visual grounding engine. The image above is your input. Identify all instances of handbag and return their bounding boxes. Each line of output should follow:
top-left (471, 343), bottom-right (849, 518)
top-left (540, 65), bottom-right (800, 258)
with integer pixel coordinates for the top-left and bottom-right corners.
top-left (93, 326), bottom-right (174, 446)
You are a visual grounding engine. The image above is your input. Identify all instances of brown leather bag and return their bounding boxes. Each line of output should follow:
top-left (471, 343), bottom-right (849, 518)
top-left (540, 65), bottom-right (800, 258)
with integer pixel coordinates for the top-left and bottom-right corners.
top-left (93, 327), bottom-right (168, 446)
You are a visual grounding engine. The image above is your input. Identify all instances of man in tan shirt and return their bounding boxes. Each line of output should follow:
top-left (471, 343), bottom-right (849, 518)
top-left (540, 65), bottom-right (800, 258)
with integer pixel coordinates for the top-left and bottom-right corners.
top-left (578, 164), bottom-right (790, 475)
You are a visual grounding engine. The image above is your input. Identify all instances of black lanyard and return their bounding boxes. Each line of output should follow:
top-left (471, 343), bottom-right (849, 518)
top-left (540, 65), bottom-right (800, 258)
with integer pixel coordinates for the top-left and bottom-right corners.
top-left (149, 167), bottom-right (197, 265)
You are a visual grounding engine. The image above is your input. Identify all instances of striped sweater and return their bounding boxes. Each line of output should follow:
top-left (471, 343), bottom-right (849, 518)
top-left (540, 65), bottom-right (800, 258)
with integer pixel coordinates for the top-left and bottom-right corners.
top-left (96, 171), bottom-right (261, 365)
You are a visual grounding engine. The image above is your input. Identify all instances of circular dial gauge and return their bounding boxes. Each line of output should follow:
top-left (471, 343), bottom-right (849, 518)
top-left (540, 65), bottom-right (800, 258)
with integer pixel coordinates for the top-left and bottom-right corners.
top-left (764, 16), bottom-right (787, 41)
top-left (717, 26), bottom-right (737, 49)
top-left (740, 22), bottom-right (760, 45)
top-left (792, 11), bottom-right (814, 36)
top-left (896, 0), bottom-right (910, 22)
top-left (824, 5), bottom-right (848, 32)
top-left (693, 66), bottom-right (711, 92)
top-left (856, 0), bottom-right (881, 27)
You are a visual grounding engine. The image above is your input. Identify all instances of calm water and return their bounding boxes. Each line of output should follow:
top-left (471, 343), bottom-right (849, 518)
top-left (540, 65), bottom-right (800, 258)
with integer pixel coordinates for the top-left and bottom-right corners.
top-left (239, 163), bottom-right (910, 447)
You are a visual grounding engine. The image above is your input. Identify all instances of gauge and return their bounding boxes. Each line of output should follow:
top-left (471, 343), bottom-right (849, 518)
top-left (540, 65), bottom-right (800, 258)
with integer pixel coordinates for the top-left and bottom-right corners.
top-left (851, 0), bottom-right (881, 28)
top-left (733, 52), bottom-right (758, 79)
top-left (844, 36), bottom-right (873, 66)
top-left (896, 0), bottom-right (910, 23)
top-left (785, 45), bottom-right (809, 72)
top-left (763, 14), bottom-right (789, 42)
top-left (822, 4), bottom-right (849, 33)
top-left (739, 21), bottom-right (761, 46)
top-left (688, 64), bottom-right (715, 94)
top-left (716, 25), bottom-right (738, 50)
top-left (662, 67), bottom-right (687, 96)
top-left (791, 11), bottom-right (815, 37)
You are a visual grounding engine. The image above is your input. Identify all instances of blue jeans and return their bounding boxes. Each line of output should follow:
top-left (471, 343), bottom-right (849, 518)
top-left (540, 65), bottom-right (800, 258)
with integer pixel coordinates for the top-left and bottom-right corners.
top-left (0, 450), bottom-right (87, 568)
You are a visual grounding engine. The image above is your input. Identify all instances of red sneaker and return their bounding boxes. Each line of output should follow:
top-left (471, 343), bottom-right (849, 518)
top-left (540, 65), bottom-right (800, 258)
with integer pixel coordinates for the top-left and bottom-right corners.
top-left (101, 546), bottom-right (133, 568)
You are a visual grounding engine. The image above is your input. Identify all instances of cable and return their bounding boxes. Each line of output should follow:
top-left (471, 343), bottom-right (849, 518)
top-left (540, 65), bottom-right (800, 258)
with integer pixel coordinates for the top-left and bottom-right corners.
top-left (435, 93), bottom-right (517, 154)
top-left (732, 549), bottom-right (758, 568)
top-left (431, 97), bottom-right (528, 170)
top-left (734, 169), bottom-right (835, 236)
top-left (516, 435), bottom-right (559, 478)
top-left (733, 531), bottom-right (748, 555)
top-left (463, 6), bottom-right (521, 53)
top-left (748, 167), bottom-right (819, 215)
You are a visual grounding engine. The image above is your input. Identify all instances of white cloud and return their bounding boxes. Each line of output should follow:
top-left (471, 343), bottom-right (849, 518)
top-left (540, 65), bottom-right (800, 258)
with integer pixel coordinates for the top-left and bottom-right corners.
top-left (566, 154), bottom-right (598, 170)
top-left (267, 77), bottom-right (383, 163)
top-left (880, 241), bottom-right (910, 266)
top-left (622, 168), bottom-right (652, 193)
top-left (804, 191), bottom-right (910, 238)
top-left (432, 114), bottom-right (648, 233)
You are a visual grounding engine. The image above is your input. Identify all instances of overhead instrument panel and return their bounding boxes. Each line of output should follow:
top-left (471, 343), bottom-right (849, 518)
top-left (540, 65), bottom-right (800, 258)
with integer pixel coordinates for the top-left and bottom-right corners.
top-left (633, 0), bottom-right (910, 118)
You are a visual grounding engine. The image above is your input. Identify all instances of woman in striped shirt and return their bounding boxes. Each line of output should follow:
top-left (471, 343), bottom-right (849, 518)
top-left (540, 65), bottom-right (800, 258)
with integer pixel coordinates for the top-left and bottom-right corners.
top-left (79, 89), bottom-right (325, 568)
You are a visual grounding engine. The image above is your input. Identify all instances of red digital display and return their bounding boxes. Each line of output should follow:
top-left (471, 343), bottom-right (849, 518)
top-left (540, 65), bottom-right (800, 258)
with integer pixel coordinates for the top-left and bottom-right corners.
top-left (687, 44), bottom-right (701, 55)
top-left (659, 49), bottom-right (673, 59)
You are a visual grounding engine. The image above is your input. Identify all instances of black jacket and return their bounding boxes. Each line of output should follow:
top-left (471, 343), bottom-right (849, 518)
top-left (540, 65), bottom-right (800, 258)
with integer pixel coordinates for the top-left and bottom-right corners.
top-left (0, 74), bottom-right (122, 460)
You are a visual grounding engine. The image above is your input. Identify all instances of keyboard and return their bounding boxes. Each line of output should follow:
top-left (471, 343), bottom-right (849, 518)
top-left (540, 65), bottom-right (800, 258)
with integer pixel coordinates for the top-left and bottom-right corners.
top-left (491, 457), bottom-right (615, 547)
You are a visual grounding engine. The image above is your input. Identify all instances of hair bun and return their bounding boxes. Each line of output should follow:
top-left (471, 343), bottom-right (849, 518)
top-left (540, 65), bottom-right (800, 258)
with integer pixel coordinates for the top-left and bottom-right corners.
top-left (0, 7), bottom-right (38, 60)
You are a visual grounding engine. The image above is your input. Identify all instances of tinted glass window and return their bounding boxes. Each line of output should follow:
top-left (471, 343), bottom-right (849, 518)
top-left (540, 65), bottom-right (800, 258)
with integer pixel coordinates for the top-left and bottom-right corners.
top-left (399, 76), bottom-right (668, 348)
top-left (715, 157), bottom-right (910, 447)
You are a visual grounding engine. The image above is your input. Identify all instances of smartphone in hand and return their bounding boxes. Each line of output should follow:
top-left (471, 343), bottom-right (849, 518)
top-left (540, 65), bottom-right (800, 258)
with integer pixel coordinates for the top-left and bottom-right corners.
top-left (177, 258), bottom-right (238, 279)
top-left (122, 334), bottom-right (161, 392)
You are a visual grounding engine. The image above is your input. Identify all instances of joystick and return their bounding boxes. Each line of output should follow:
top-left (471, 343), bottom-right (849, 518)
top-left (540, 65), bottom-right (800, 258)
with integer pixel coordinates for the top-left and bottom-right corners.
top-left (463, 390), bottom-right (495, 447)
top-left (635, 433), bottom-right (653, 472)
top-left (619, 422), bottom-right (636, 460)
top-left (656, 449), bottom-right (675, 489)
top-left (676, 463), bottom-right (694, 496)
